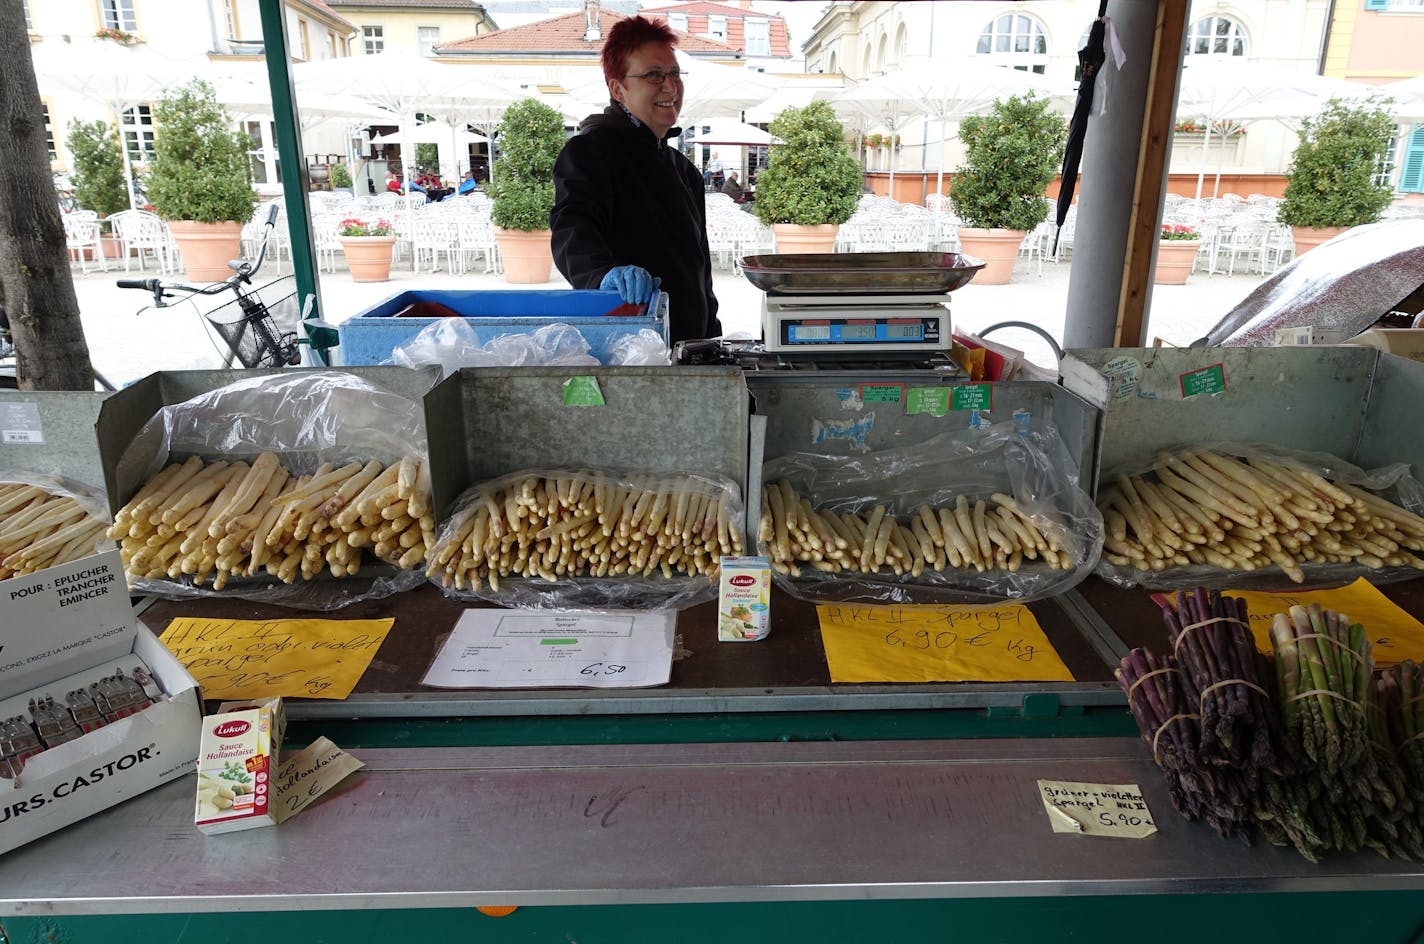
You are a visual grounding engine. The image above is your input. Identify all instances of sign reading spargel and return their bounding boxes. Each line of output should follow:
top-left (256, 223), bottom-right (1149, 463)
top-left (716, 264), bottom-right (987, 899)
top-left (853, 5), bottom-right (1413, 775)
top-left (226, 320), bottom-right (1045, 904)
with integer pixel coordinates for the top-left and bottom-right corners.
top-left (1037, 779), bottom-right (1157, 838)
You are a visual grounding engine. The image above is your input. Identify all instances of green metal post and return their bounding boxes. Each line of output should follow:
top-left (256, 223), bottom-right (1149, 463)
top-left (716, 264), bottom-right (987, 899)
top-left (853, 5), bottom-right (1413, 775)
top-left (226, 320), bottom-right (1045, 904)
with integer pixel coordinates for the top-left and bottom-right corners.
top-left (256, 0), bottom-right (327, 363)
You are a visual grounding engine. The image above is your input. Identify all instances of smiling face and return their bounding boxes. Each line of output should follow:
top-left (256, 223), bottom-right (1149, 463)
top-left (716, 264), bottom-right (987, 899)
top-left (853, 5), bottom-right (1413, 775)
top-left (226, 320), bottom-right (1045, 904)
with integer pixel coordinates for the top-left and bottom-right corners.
top-left (609, 41), bottom-right (682, 139)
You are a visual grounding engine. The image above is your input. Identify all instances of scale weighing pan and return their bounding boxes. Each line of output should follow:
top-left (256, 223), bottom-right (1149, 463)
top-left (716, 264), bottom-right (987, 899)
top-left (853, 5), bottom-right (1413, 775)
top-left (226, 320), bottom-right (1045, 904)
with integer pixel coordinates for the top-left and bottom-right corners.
top-left (739, 251), bottom-right (985, 295)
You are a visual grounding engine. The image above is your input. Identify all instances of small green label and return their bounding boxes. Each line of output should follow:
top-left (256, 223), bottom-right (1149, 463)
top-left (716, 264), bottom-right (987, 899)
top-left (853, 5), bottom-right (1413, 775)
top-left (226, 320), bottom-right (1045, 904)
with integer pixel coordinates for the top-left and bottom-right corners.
top-left (541, 638), bottom-right (578, 645)
top-left (1179, 364), bottom-right (1226, 398)
top-left (906, 387), bottom-right (950, 417)
top-left (860, 383), bottom-right (904, 403)
top-left (951, 384), bottom-right (992, 412)
top-left (562, 376), bottom-right (605, 406)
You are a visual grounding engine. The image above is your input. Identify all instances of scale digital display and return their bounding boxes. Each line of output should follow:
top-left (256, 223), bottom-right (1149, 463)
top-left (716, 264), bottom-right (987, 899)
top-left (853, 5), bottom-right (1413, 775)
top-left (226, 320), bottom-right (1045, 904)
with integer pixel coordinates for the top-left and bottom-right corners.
top-left (786, 320), bottom-right (930, 345)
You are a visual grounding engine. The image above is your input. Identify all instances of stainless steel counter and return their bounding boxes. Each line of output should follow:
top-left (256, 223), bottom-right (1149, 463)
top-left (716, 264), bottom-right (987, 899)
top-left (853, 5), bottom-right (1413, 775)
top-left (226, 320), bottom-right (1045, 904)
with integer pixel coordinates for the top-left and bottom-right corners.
top-left (3, 736), bottom-right (1420, 916)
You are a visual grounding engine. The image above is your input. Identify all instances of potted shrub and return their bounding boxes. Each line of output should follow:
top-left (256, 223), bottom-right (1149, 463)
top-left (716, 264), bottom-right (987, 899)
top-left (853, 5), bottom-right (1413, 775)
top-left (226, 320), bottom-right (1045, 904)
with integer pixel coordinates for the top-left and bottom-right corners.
top-left (329, 162), bottom-right (353, 195)
top-left (145, 79), bottom-right (256, 283)
top-left (65, 118), bottom-right (129, 259)
top-left (488, 97), bottom-right (565, 283)
top-left (1153, 223), bottom-right (1202, 285)
top-left (337, 217), bottom-right (396, 282)
top-left (753, 101), bottom-right (862, 253)
top-left (950, 92), bottom-right (1067, 285)
top-left (1277, 97), bottom-right (1396, 256)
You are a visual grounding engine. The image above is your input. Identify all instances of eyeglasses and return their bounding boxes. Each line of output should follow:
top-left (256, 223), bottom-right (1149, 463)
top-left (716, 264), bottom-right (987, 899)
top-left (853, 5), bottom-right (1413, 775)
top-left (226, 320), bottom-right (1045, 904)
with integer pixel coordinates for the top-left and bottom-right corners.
top-left (624, 68), bottom-right (687, 85)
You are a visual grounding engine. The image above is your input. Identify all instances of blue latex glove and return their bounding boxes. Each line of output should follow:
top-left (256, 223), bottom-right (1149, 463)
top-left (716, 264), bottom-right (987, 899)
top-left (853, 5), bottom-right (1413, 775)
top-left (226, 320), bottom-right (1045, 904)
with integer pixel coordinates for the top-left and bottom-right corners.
top-left (600, 265), bottom-right (656, 304)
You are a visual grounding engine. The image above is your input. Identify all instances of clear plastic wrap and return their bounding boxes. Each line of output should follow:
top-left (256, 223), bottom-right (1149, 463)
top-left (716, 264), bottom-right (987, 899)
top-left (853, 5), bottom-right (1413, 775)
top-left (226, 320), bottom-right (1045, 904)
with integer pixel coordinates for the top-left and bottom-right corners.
top-left (389, 320), bottom-right (669, 372)
top-left (427, 468), bottom-right (744, 611)
top-left (1094, 441), bottom-right (1424, 590)
top-left (118, 371), bottom-right (430, 609)
top-left (759, 422), bottom-right (1103, 605)
top-left (0, 472), bottom-right (113, 578)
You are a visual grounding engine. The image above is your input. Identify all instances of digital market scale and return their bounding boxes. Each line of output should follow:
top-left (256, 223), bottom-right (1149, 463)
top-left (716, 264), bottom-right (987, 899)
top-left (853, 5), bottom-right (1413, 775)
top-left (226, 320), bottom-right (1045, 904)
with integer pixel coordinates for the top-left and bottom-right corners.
top-left (674, 252), bottom-right (985, 369)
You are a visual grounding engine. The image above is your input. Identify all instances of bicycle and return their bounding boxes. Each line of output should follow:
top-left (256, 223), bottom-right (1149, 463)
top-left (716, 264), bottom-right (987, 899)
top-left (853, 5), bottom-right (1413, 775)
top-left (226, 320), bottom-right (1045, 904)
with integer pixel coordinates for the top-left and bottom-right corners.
top-left (117, 204), bottom-right (308, 369)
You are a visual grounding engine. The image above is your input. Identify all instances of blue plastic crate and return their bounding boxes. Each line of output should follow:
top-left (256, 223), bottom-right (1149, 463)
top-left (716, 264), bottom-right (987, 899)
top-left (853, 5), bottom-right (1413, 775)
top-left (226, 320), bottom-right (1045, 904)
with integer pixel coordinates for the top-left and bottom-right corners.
top-left (337, 289), bottom-right (668, 365)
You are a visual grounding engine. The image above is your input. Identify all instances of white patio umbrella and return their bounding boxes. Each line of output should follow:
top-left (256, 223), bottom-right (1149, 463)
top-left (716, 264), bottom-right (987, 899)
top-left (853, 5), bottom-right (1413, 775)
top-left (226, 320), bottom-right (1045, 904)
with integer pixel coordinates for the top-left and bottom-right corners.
top-left (833, 59), bottom-right (1067, 197)
top-left (31, 40), bottom-right (211, 209)
top-left (370, 125), bottom-right (489, 148)
top-left (568, 49), bottom-right (782, 122)
top-left (209, 71), bottom-right (393, 133)
top-left (1175, 58), bottom-right (1364, 198)
top-left (683, 118), bottom-right (779, 146)
top-left (296, 53), bottom-right (525, 182)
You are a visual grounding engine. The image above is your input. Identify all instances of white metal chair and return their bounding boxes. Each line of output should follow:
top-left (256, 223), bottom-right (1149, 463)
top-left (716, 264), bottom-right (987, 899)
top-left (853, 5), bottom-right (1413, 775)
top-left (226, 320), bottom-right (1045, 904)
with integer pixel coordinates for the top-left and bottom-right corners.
top-left (409, 216), bottom-right (461, 273)
top-left (107, 209), bottom-right (174, 273)
top-left (64, 212), bottom-right (108, 273)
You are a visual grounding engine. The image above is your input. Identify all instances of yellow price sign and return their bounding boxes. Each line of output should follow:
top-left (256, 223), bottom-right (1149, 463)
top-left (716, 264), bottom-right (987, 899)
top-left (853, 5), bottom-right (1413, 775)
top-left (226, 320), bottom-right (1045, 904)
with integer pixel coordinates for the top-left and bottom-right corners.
top-left (160, 616), bottom-right (395, 700)
top-left (1211, 578), bottom-right (1424, 667)
top-left (816, 603), bottom-right (1074, 683)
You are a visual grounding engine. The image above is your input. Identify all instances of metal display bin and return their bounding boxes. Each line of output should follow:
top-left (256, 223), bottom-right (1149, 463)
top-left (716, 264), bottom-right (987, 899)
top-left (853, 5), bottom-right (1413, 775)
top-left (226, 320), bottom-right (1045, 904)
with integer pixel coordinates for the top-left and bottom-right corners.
top-left (337, 289), bottom-right (669, 365)
top-left (0, 389), bottom-right (109, 488)
top-left (1058, 347), bottom-right (1424, 668)
top-left (96, 367), bottom-right (439, 515)
top-left (1060, 346), bottom-right (1424, 496)
top-left (424, 366), bottom-right (749, 521)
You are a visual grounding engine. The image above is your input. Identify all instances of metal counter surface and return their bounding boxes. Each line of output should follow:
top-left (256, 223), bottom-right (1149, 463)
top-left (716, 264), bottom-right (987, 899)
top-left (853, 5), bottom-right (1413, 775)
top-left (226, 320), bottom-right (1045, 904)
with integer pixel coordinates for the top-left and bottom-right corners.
top-left (136, 584), bottom-right (1125, 720)
top-left (3, 736), bottom-right (1421, 916)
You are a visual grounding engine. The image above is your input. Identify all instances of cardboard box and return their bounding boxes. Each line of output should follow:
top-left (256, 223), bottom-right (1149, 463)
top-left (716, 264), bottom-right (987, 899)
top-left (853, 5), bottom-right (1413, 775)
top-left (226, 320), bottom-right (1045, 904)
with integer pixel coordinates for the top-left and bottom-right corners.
top-left (195, 698), bottom-right (284, 834)
top-left (0, 549), bottom-right (201, 856)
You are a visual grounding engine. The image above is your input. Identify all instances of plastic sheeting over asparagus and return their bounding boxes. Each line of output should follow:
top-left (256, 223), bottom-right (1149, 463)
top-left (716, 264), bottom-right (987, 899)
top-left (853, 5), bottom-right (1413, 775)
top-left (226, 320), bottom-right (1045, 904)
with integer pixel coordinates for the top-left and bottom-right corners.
top-left (111, 371), bottom-right (431, 609)
top-left (1196, 220), bottom-right (1424, 347)
top-left (758, 423), bottom-right (1103, 605)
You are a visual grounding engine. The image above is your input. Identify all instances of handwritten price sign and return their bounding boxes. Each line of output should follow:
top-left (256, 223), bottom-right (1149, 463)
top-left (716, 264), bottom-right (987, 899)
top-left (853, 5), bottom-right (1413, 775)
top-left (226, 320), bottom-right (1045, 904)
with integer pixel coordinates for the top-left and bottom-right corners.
top-left (160, 616), bottom-right (395, 700)
top-left (815, 603), bottom-right (1074, 683)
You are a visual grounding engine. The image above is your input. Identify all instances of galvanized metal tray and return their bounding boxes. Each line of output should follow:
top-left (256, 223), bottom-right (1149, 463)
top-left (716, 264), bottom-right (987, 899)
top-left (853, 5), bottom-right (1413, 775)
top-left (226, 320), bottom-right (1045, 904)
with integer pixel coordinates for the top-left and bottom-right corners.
top-left (739, 252), bottom-right (985, 295)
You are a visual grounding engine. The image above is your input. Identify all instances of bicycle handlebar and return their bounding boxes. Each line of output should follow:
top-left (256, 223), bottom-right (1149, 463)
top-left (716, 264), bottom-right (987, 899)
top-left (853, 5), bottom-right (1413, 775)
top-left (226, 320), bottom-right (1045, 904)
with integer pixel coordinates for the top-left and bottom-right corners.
top-left (117, 202), bottom-right (282, 307)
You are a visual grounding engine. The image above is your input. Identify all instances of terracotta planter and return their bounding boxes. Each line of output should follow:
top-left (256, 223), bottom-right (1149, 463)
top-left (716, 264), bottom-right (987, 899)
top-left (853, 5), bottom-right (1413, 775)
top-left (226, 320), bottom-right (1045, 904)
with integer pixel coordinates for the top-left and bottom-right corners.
top-left (1289, 225), bottom-right (1349, 256)
top-left (954, 228), bottom-right (1026, 285)
top-left (493, 227), bottom-right (553, 284)
top-left (771, 223), bottom-right (839, 254)
top-left (340, 235), bottom-right (396, 282)
top-left (1153, 239), bottom-right (1201, 285)
top-left (167, 220), bottom-right (244, 283)
top-left (99, 235), bottom-right (123, 261)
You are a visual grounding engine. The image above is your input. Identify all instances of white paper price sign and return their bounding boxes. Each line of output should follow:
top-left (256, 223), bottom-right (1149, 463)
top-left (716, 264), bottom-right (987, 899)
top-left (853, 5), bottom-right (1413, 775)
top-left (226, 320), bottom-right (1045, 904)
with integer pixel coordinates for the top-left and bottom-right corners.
top-left (1, 402), bottom-right (44, 445)
top-left (1037, 780), bottom-right (1157, 838)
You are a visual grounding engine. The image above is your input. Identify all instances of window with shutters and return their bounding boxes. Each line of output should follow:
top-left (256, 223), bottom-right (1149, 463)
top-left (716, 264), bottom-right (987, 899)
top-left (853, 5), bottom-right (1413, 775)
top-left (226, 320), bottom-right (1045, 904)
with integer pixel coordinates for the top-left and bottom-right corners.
top-left (668, 12), bottom-right (687, 32)
top-left (419, 26), bottom-right (440, 56)
top-left (706, 14), bottom-right (727, 40)
top-left (745, 17), bottom-right (769, 56)
top-left (23, 0), bottom-right (33, 30)
top-left (1400, 126), bottom-right (1424, 193)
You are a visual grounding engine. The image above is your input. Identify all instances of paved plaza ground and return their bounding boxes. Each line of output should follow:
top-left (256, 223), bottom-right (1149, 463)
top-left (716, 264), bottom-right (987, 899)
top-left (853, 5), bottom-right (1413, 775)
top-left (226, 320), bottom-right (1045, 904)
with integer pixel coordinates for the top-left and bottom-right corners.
top-left (69, 250), bottom-right (1269, 389)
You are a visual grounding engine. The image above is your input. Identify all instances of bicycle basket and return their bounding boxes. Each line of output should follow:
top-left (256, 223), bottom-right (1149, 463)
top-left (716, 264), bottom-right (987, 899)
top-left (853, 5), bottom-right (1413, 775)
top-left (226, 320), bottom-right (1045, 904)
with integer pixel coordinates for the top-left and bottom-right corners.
top-left (203, 276), bottom-right (301, 369)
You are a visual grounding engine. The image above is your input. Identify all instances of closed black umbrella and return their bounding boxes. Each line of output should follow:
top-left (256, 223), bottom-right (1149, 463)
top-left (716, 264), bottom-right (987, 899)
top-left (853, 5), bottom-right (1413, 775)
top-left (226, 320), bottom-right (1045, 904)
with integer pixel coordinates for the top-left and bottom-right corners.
top-left (1054, 2), bottom-right (1109, 255)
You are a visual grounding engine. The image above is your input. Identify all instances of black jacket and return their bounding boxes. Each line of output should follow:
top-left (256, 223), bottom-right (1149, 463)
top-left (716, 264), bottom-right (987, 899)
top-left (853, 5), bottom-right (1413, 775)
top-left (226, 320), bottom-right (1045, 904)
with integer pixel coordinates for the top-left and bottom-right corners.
top-left (550, 105), bottom-right (721, 343)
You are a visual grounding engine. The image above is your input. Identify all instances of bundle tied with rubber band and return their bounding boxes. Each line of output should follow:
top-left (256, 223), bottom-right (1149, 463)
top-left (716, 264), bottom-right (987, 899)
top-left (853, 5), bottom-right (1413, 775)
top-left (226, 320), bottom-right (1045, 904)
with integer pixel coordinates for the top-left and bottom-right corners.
top-left (108, 371), bottom-right (431, 610)
top-left (1, 472), bottom-right (114, 579)
top-left (1094, 441), bottom-right (1424, 590)
top-left (758, 423), bottom-right (1103, 605)
top-left (427, 468), bottom-right (744, 610)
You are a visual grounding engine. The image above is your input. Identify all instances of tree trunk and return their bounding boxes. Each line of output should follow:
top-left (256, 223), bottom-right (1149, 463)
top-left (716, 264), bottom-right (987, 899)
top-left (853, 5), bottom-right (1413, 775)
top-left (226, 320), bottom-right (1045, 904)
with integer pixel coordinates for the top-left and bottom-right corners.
top-left (0, 0), bottom-right (96, 390)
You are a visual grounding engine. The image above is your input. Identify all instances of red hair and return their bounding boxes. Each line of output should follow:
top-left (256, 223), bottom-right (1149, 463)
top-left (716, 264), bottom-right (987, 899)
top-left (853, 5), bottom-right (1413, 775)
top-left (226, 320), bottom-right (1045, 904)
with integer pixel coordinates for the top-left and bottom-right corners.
top-left (602, 15), bottom-right (678, 86)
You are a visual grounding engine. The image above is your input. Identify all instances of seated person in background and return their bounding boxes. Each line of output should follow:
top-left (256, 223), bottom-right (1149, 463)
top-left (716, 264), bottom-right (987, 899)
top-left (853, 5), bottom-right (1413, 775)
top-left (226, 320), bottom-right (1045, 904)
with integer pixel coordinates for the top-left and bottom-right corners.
top-left (721, 170), bottom-right (744, 201)
top-left (458, 172), bottom-right (477, 196)
top-left (385, 171), bottom-right (403, 194)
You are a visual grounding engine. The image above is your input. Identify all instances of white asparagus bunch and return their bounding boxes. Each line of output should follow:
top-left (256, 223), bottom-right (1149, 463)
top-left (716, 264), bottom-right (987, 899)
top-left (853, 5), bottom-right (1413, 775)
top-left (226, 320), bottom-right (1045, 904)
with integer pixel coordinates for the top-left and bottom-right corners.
top-left (108, 452), bottom-right (433, 589)
top-left (757, 479), bottom-right (1076, 578)
top-left (1098, 449), bottom-right (1424, 583)
top-left (0, 481), bottom-right (112, 579)
top-left (427, 471), bottom-right (743, 591)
